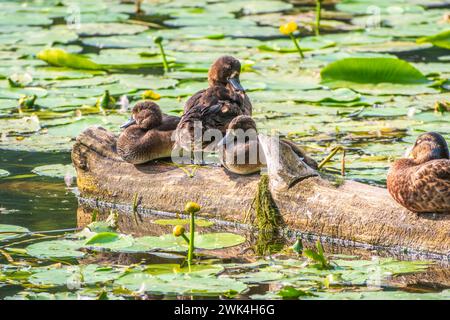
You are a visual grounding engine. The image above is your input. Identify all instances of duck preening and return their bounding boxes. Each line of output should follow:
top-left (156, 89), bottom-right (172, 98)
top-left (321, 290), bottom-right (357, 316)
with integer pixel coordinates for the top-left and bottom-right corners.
top-left (117, 100), bottom-right (180, 164)
top-left (174, 56), bottom-right (252, 155)
top-left (387, 132), bottom-right (450, 213)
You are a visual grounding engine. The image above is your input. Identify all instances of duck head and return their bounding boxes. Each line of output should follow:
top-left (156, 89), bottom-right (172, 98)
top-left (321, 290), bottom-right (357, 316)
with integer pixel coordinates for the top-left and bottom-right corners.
top-left (410, 132), bottom-right (449, 164)
top-left (208, 56), bottom-right (245, 92)
top-left (120, 100), bottom-right (162, 130)
top-left (218, 115), bottom-right (257, 147)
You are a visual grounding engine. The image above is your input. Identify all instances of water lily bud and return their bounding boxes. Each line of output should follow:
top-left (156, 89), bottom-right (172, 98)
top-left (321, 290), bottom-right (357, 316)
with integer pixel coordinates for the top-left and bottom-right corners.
top-left (185, 201), bottom-right (200, 214)
top-left (279, 21), bottom-right (298, 35)
top-left (172, 225), bottom-right (185, 237)
top-left (97, 90), bottom-right (116, 109)
top-left (18, 94), bottom-right (37, 109)
top-left (153, 36), bottom-right (163, 44)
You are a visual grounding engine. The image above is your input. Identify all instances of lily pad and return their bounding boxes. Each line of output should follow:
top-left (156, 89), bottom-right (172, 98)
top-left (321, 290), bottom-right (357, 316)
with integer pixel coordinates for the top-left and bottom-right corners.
top-left (321, 57), bottom-right (429, 84)
top-left (31, 164), bottom-right (76, 179)
top-left (26, 240), bottom-right (85, 259)
top-left (417, 29), bottom-right (450, 50)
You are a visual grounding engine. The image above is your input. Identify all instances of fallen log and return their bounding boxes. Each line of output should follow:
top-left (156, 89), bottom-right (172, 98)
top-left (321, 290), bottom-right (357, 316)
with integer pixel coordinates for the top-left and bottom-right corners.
top-left (72, 126), bottom-right (450, 260)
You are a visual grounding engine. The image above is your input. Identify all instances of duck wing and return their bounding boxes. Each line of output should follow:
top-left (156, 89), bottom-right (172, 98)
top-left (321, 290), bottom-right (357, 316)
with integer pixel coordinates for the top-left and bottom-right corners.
top-left (157, 114), bottom-right (180, 131)
top-left (411, 159), bottom-right (450, 212)
top-left (184, 89), bottom-right (207, 113)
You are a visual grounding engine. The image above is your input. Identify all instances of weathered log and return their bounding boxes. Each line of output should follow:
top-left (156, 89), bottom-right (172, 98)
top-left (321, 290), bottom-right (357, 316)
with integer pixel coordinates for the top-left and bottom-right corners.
top-left (72, 126), bottom-right (450, 260)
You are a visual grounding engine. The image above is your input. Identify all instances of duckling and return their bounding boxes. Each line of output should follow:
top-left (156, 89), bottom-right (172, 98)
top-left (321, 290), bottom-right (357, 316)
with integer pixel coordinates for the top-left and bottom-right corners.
top-left (218, 115), bottom-right (318, 175)
top-left (387, 132), bottom-right (450, 213)
top-left (218, 115), bottom-right (264, 175)
top-left (117, 101), bottom-right (180, 164)
top-left (184, 55), bottom-right (252, 116)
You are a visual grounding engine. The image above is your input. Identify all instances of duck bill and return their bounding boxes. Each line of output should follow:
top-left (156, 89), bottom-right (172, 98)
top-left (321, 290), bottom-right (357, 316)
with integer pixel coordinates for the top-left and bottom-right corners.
top-left (228, 77), bottom-right (245, 92)
top-left (120, 117), bottom-right (136, 129)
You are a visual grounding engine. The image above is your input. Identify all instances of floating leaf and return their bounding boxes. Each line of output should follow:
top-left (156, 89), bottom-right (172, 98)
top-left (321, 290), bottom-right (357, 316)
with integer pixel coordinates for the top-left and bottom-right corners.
top-left (31, 164), bottom-right (76, 179)
top-left (26, 240), bottom-right (84, 259)
top-left (37, 48), bottom-right (104, 70)
top-left (321, 58), bottom-right (429, 84)
top-left (417, 29), bottom-right (450, 50)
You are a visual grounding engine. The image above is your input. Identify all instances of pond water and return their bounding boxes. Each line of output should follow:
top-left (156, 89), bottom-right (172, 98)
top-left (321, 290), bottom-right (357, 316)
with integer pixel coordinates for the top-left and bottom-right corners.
top-left (0, 0), bottom-right (449, 300)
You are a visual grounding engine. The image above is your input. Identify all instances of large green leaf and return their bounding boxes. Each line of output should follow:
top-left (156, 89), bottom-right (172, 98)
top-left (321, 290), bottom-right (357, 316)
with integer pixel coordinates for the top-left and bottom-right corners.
top-left (26, 240), bottom-right (85, 259)
top-left (321, 58), bottom-right (429, 84)
top-left (417, 30), bottom-right (450, 50)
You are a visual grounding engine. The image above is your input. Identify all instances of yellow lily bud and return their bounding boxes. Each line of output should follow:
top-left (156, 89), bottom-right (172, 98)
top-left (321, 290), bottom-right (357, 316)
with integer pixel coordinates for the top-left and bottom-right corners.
top-left (185, 201), bottom-right (201, 214)
top-left (279, 21), bottom-right (298, 35)
top-left (172, 225), bottom-right (185, 237)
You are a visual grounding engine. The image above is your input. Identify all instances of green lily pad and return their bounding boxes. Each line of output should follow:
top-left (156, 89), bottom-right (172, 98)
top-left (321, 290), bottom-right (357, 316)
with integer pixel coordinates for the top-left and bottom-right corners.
top-left (194, 233), bottom-right (246, 249)
top-left (31, 164), bottom-right (76, 179)
top-left (115, 272), bottom-right (247, 296)
top-left (26, 240), bottom-right (85, 259)
top-left (68, 23), bottom-right (147, 36)
top-left (29, 264), bottom-right (123, 287)
top-left (417, 29), bottom-right (450, 50)
top-left (321, 57), bottom-right (429, 84)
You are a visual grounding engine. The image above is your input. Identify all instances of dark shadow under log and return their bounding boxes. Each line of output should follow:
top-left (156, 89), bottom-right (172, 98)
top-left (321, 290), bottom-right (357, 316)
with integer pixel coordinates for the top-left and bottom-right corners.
top-left (72, 126), bottom-right (450, 261)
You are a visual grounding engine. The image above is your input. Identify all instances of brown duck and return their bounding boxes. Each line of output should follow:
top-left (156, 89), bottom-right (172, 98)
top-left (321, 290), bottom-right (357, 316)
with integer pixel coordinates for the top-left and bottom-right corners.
top-left (117, 101), bottom-right (180, 164)
top-left (174, 56), bottom-right (252, 153)
top-left (184, 55), bottom-right (251, 115)
top-left (387, 132), bottom-right (450, 213)
top-left (219, 115), bottom-right (318, 175)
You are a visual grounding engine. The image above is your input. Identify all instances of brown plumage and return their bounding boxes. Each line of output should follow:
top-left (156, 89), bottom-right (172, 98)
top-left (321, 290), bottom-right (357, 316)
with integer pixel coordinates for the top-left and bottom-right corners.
top-left (387, 132), bottom-right (450, 213)
top-left (219, 115), bottom-right (318, 175)
top-left (175, 56), bottom-right (252, 153)
top-left (219, 115), bottom-right (264, 175)
top-left (184, 55), bottom-right (252, 115)
top-left (117, 101), bottom-right (180, 164)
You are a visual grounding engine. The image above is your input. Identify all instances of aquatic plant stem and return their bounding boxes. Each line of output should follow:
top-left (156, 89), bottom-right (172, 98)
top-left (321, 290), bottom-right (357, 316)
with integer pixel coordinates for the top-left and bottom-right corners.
top-left (157, 42), bottom-right (169, 72)
top-left (187, 212), bottom-right (195, 266)
top-left (318, 146), bottom-right (346, 176)
top-left (289, 33), bottom-right (304, 59)
top-left (315, 0), bottom-right (322, 36)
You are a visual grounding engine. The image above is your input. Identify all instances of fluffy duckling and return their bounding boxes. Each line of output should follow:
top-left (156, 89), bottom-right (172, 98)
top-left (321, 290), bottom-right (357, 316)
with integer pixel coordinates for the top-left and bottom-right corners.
top-left (219, 115), bottom-right (264, 175)
top-left (184, 55), bottom-right (252, 116)
top-left (117, 101), bottom-right (180, 164)
top-left (387, 132), bottom-right (450, 213)
top-left (218, 115), bottom-right (318, 175)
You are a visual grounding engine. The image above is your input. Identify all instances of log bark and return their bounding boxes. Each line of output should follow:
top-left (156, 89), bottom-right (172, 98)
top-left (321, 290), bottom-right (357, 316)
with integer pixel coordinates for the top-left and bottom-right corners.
top-left (72, 126), bottom-right (450, 260)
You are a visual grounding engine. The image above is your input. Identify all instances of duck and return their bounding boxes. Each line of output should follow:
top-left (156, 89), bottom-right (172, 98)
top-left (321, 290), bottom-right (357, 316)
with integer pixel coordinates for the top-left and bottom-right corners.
top-left (218, 115), bottom-right (319, 175)
top-left (387, 132), bottom-right (450, 213)
top-left (218, 115), bottom-right (264, 175)
top-left (117, 100), bottom-right (180, 164)
top-left (174, 56), bottom-right (252, 154)
top-left (184, 55), bottom-right (251, 116)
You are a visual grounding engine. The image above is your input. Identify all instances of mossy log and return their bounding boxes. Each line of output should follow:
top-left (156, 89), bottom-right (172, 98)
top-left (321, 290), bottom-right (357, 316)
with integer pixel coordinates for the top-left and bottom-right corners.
top-left (72, 126), bottom-right (450, 260)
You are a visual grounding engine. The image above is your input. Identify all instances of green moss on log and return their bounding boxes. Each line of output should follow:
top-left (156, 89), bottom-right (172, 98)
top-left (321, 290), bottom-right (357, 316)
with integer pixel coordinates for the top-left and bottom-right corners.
top-left (254, 174), bottom-right (284, 255)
